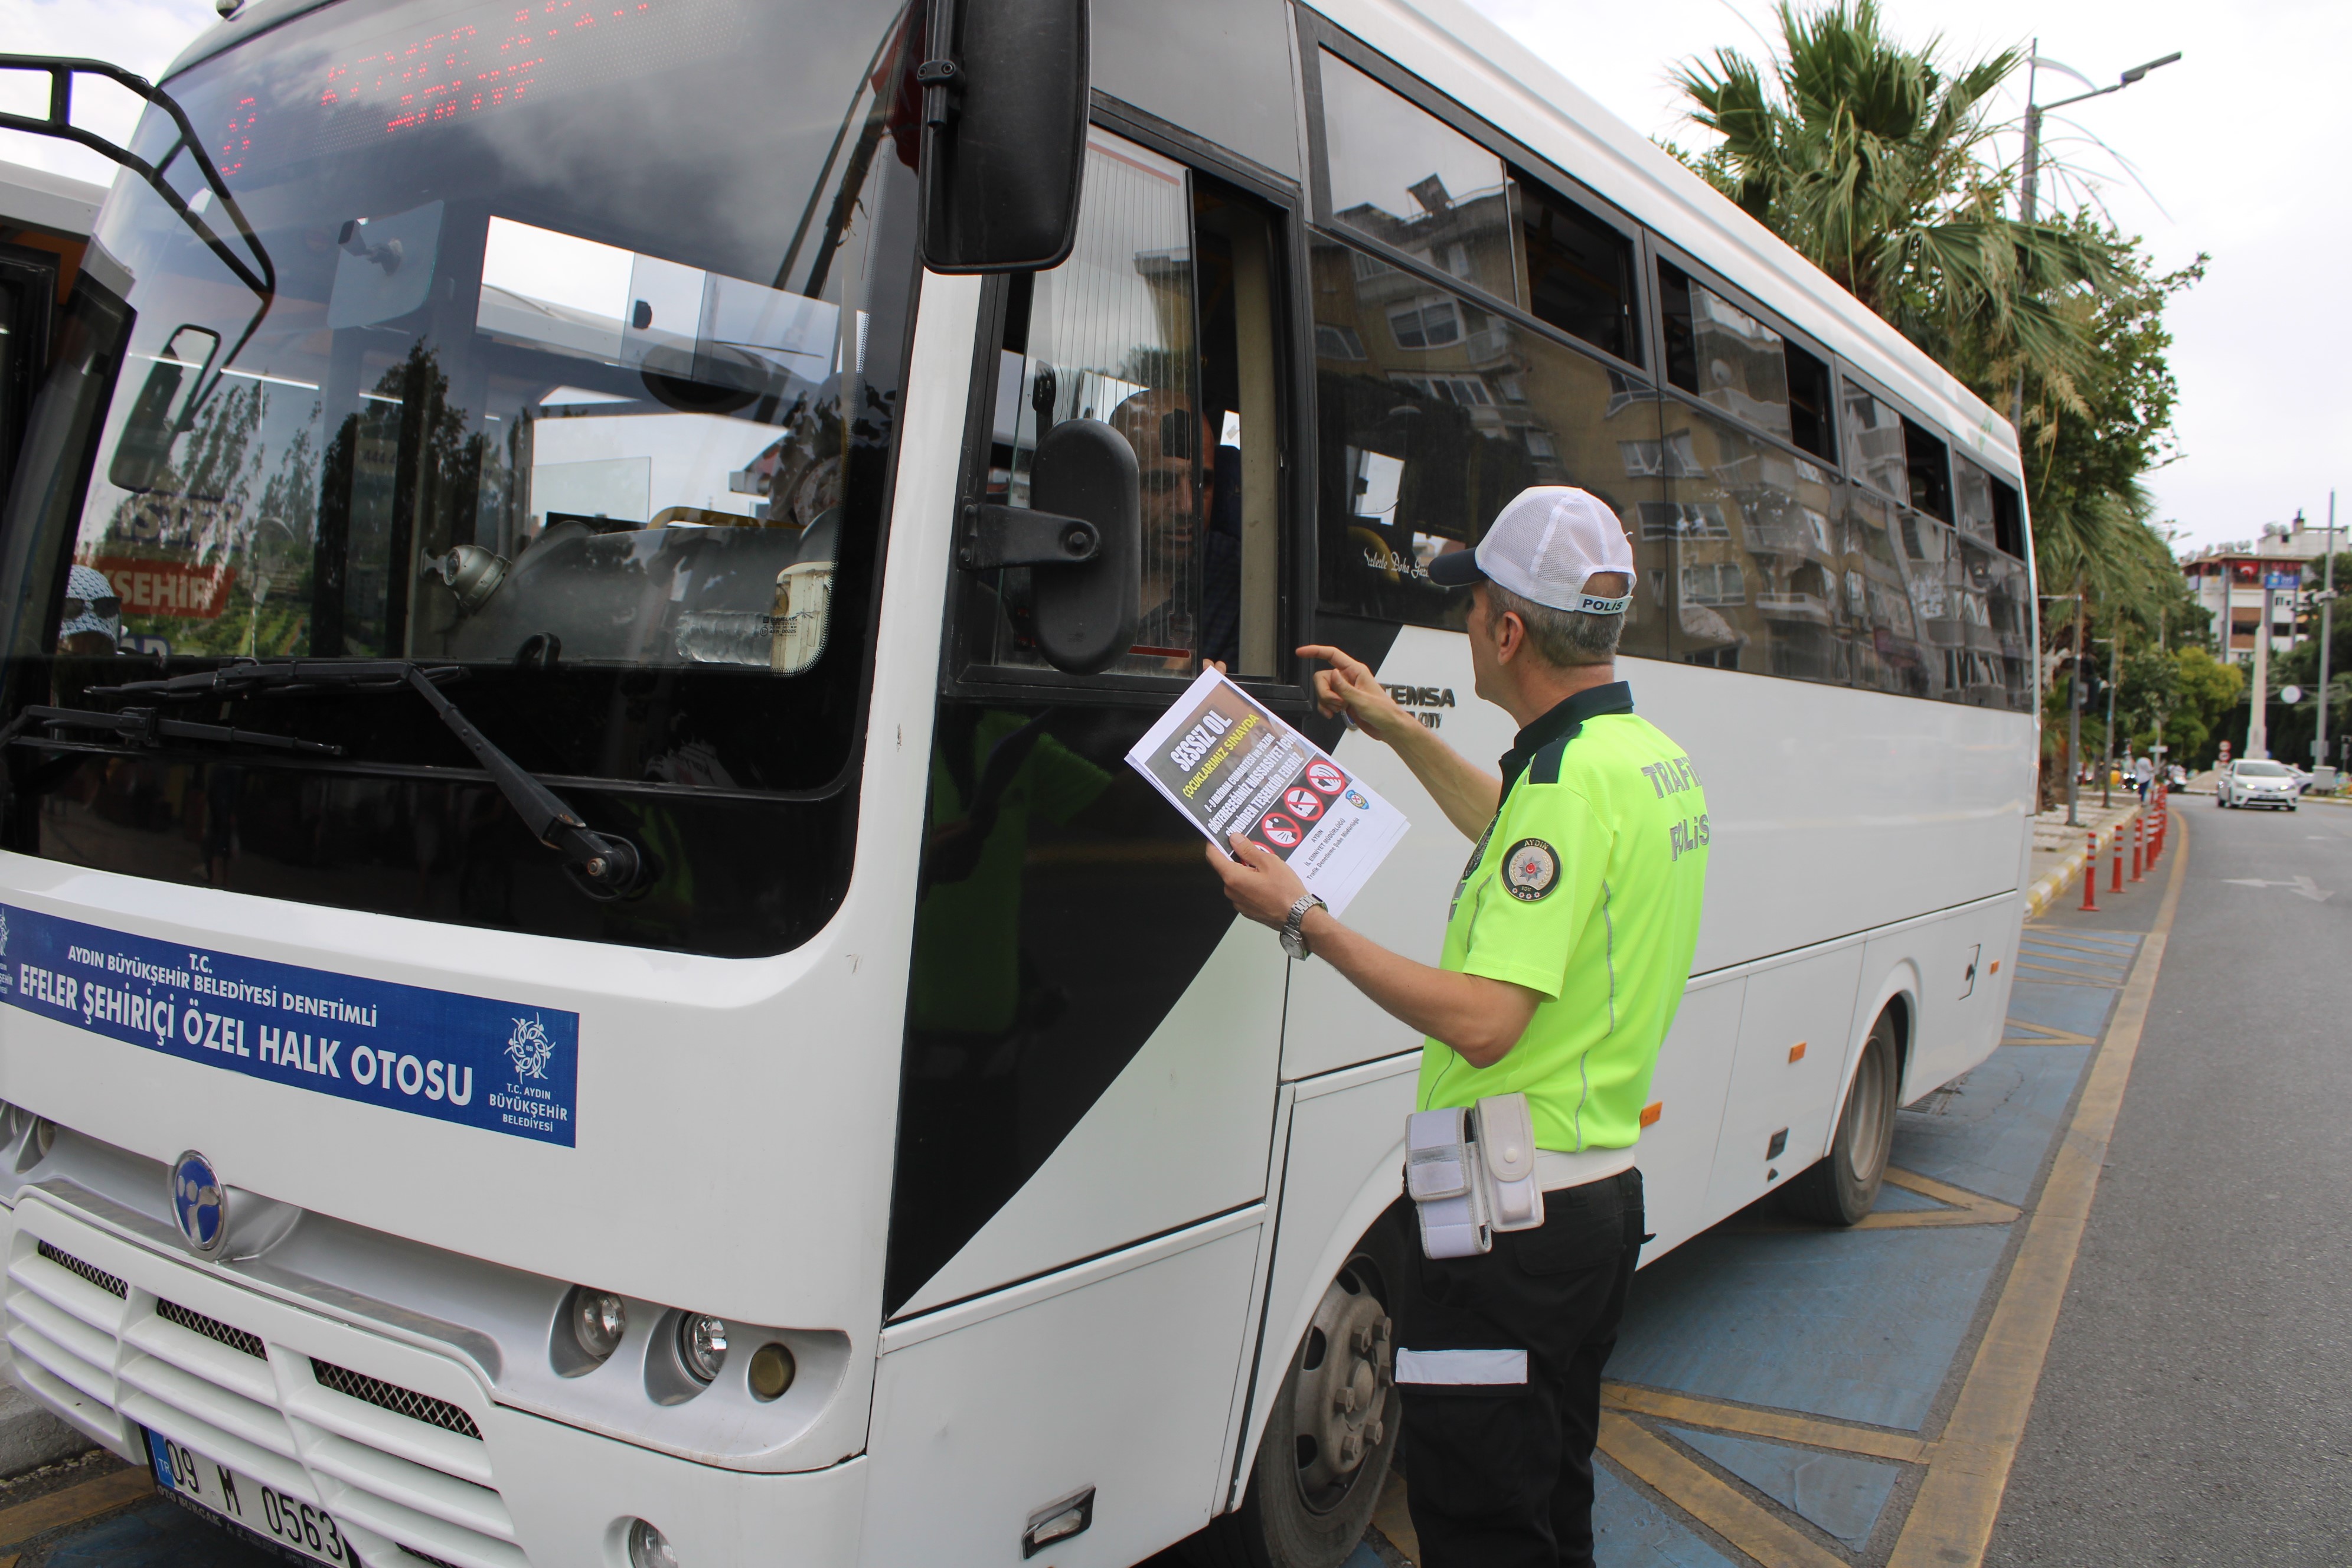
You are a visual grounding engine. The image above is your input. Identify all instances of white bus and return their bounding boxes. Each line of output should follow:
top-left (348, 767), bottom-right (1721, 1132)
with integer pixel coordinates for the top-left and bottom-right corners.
top-left (0, 1), bottom-right (2032, 1564)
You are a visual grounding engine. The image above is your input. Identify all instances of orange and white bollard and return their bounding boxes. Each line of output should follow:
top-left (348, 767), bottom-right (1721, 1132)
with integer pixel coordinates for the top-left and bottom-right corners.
top-left (2131, 816), bottom-right (2144, 882)
top-left (2082, 832), bottom-right (2101, 911)
top-left (2111, 825), bottom-right (2125, 893)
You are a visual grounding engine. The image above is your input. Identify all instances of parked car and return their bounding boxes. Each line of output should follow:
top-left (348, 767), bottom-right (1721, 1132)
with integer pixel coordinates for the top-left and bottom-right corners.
top-left (2219, 759), bottom-right (2300, 810)
top-left (2286, 764), bottom-right (2315, 794)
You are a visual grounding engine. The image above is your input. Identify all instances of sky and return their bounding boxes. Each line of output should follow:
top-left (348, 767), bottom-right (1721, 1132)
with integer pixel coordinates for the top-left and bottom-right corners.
top-left (5, 0), bottom-right (2344, 558)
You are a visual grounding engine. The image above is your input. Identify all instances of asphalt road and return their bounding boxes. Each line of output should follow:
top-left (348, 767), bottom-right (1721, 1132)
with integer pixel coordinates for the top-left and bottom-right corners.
top-left (1987, 797), bottom-right (2352, 1566)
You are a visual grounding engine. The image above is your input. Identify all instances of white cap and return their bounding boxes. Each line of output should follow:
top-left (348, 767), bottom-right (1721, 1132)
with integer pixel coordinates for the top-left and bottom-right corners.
top-left (1427, 487), bottom-right (1634, 615)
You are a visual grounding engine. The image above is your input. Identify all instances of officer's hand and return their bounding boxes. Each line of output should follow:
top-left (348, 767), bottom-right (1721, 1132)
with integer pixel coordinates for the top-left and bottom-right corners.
top-left (1204, 832), bottom-right (1309, 928)
top-left (1296, 645), bottom-right (1412, 743)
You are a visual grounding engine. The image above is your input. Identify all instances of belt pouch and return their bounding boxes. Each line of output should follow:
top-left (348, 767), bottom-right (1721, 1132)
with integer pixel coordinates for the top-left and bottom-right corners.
top-left (1406, 1107), bottom-right (1490, 1259)
top-left (1475, 1093), bottom-right (1544, 1231)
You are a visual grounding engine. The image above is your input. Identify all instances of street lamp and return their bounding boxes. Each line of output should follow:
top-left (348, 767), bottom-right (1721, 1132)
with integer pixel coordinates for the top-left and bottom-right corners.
top-left (2317, 492), bottom-right (2339, 786)
top-left (2010, 47), bottom-right (2183, 427)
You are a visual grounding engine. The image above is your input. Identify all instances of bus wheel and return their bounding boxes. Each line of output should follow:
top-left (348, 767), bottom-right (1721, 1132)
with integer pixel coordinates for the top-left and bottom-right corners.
top-left (1782, 1010), bottom-right (1899, 1227)
top-left (1186, 1223), bottom-right (1406, 1568)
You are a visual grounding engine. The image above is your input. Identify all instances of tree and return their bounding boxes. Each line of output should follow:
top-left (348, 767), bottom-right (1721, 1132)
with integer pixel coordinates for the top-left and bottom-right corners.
top-left (1669, 1), bottom-right (2201, 736)
top-left (2154, 646), bottom-right (2244, 768)
top-left (1671, 0), bottom-right (2116, 398)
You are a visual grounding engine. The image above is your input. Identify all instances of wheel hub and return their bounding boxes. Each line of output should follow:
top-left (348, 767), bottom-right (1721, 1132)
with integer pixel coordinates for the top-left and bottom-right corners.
top-left (1292, 1273), bottom-right (1393, 1509)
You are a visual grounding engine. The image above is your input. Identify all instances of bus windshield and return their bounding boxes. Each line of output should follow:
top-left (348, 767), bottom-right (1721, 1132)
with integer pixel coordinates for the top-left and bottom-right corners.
top-left (0, 0), bottom-right (923, 955)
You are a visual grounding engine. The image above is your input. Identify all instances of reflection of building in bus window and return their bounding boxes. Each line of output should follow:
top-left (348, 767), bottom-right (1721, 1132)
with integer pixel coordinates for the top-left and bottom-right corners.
top-left (57, 564), bottom-right (121, 655)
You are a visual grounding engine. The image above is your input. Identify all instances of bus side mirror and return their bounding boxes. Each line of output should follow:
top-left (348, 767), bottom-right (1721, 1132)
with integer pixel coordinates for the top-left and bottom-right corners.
top-left (107, 324), bottom-right (221, 494)
top-left (959, 419), bottom-right (1136, 673)
top-left (1028, 419), bottom-right (1138, 672)
top-left (917, 0), bottom-right (1090, 273)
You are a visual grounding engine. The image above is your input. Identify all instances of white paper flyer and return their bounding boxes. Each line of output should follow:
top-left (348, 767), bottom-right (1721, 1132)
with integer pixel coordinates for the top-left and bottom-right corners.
top-left (1123, 668), bottom-right (1409, 916)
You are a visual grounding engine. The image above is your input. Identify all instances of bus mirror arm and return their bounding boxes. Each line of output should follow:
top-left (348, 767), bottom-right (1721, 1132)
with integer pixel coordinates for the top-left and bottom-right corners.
top-left (958, 504), bottom-right (1099, 570)
top-left (0, 56), bottom-right (277, 418)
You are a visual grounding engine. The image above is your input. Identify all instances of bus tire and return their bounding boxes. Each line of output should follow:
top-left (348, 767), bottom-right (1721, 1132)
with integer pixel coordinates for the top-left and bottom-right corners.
top-left (1782, 1009), bottom-right (1899, 1227)
top-left (1185, 1219), bottom-right (1407, 1568)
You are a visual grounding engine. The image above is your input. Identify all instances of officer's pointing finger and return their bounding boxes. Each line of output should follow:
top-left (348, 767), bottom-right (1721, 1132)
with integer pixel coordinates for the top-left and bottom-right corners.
top-left (1296, 644), bottom-right (1365, 682)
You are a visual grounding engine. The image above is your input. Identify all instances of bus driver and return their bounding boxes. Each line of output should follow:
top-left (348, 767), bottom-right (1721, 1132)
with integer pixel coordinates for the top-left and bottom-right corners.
top-left (1206, 486), bottom-right (1710, 1568)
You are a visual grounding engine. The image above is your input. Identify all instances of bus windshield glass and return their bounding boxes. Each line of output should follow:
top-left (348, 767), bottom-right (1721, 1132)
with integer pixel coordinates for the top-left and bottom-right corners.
top-left (0, 0), bottom-right (924, 955)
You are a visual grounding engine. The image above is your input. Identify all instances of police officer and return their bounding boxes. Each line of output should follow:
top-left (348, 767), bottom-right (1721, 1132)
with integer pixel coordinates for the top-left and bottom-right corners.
top-left (1206, 487), bottom-right (1709, 1568)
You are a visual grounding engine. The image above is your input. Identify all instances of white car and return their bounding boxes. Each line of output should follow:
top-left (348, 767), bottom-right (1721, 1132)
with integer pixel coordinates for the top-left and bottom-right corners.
top-left (2220, 759), bottom-right (2300, 810)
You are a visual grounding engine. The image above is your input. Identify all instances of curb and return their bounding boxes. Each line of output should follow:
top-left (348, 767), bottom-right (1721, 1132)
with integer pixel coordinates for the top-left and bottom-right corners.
top-left (2024, 803), bottom-right (2151, 920)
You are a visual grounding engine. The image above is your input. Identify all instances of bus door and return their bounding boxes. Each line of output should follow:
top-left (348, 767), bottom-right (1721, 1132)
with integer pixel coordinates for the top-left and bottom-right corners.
top-left (863, 128), bottom-right (1303, 1564)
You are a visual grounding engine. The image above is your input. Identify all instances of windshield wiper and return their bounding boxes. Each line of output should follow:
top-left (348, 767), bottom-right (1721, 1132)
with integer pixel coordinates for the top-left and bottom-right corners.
top-left (87, 659), bottom-right (648, 900)
top-left (0, 704), bottom-right (341, 757)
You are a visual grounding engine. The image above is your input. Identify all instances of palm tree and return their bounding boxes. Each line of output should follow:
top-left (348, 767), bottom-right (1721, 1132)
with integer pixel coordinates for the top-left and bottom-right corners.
top-left (1672, 0), bottom-right (2115, 399)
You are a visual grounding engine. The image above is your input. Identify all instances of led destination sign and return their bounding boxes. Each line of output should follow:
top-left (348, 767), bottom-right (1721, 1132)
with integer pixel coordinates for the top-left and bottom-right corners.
top-left (0, 906), bottom-right (579, 1146)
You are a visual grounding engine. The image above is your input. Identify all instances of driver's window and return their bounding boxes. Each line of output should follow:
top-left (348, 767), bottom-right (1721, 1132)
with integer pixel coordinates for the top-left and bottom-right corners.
top-left (970, 131), bottom-right (1283, 679)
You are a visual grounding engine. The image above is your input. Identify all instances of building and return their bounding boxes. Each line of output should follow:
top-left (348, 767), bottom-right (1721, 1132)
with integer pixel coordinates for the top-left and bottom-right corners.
top-left (2181, 515), bottom-right (2345, 663)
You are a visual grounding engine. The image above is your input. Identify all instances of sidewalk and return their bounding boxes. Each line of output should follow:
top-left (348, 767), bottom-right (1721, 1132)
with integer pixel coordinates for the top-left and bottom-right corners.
top-left (2025, 795), bottom-right (2156, 919)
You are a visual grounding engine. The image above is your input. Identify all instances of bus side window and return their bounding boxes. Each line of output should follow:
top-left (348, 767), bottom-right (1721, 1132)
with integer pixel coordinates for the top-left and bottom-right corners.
top-left (1308, 234), bottom-right (1673, 662)
top-left (970, 135), bottom-right (1285, 679)
top-left (1845, 491), bottom-right (1926, 698)
top-left (1654, 400), bottom-right (1845, 681)
top-left (1840, 377), bottom-right (1908, 503)
top-left (1511, 172), bottom-right (1639, 368)
top-left (1317, 51), bottom-right (1518, 309)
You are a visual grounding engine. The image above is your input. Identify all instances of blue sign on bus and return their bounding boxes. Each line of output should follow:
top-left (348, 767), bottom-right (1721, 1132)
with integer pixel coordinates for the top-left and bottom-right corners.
top-left (0, 905), bottom-right (579, 1146)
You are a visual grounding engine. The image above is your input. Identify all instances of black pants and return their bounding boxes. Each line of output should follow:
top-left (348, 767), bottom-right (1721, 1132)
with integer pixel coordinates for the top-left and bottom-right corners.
top-left (1391, 1168), bottom-right (1645, 1568)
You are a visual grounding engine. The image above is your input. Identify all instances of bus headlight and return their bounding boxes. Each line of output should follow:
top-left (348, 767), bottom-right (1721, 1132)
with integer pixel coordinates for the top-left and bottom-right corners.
top-left (678, 1314), bottom-right (728, 1383)
top-left (570, 1289), bottom-right (628, 1363)
top-left (627, 1518), bottom-right (680, 1568)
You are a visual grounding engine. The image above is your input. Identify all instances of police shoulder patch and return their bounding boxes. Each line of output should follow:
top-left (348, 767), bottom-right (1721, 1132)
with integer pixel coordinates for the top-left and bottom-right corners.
top-left (1501, 838), bottom-right (1560, 901)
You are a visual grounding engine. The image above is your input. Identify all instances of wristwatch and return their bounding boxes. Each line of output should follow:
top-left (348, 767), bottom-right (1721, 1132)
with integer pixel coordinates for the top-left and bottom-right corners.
top-left (1280, 893), bottom-right (1327, 961)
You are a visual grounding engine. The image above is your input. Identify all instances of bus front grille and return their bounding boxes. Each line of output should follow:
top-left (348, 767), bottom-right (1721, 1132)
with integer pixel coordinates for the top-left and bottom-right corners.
top-left (5, 1217), bottom-right (525, 1568)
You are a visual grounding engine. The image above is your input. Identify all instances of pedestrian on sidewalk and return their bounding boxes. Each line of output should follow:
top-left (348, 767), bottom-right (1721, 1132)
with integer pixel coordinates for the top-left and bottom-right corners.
top-left (2135, 754), bottom-right (2154, 803)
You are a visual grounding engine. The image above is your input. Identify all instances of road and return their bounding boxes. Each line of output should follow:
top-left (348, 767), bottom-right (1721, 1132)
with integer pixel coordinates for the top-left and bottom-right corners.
top-left (1985, 796), bottom-right (2352, 1566)
top-left (8, 796), bottom-right (2347, 1567)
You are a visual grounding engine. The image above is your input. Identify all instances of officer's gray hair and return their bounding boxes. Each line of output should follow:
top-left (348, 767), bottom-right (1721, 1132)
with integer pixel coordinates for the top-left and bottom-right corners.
top-left (1488, 583), bottom-right (1622, 668)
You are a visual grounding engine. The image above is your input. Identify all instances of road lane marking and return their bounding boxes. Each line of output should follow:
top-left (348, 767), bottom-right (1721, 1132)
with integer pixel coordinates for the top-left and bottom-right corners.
top-left (2000, 1021), bottom-right (2097, 1046)
top-left (1603, 1384), bottom-right (1936, 1465)
top-left (1599, 1412), bottom-right (1850, 1568)
top-left (2219, 876), bottom-right (2331, 901)
top-left (2018, 927), bottom-right (2141, 946)
top-left (2010, 967), bottom-right (2124, 986)
top-left (1886, 813), bottom-right (2190, 1568)
top-left (0, 1466), bottom-right (152, 1549)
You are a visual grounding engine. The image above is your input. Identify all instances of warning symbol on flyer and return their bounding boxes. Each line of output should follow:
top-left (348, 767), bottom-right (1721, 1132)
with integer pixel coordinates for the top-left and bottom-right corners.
top-left (1305, 760), bottom-right (1347, 795)
top-left (1283, 785), bottom-right (1325, 821)
top-left (1259, 812), bottom-right (1304, 848)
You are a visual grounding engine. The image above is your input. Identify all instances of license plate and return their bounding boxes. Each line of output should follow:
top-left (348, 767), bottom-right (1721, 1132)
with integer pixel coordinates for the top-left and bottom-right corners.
top-left (145, 1429), bottom-right (358, 1566)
